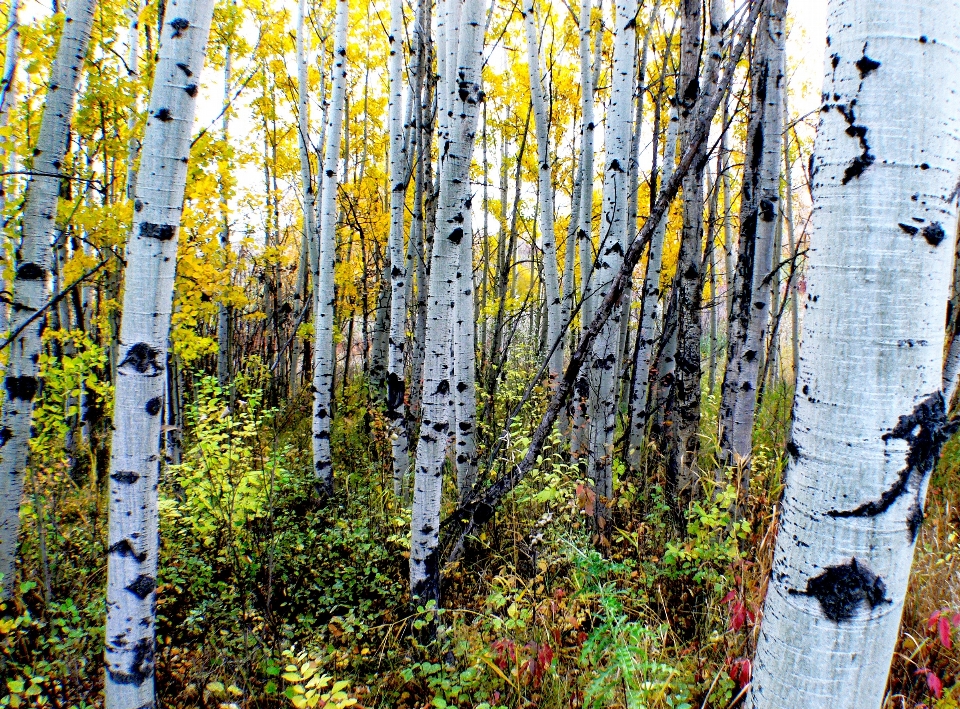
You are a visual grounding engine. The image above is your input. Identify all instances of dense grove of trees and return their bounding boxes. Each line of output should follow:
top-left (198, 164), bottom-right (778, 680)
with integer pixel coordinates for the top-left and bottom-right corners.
top-left (0, 0), bottom-right (958, 707)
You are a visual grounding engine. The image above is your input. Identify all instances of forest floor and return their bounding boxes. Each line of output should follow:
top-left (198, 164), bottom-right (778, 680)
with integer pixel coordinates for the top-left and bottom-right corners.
top-left (1, 366), bottom-right (958, 709)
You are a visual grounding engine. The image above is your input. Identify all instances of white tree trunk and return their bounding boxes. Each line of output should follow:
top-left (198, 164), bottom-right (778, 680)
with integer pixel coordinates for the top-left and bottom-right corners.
top-left (0, 0), bottom-right (96, 599)
top-left (626, 104), bottom-right (678, 466)
top-left (0, 0), bottom-right (20, 334)
top-left (523, 0), bottom-right (561, 381)
top-left (386, 0), bottom-right (410, 497)
top-left (312, 0), bottom-right (348, 494)
top-left (104, 0), bottom-right (215, 703)
top-left (586, 0), bottom-right (636, 512)
top-left (217, 1), bottom-right (233, 388)
top-left (453, 206), bottom-right (477, 498)
top-left (124, 0), bottom-right (145, 201)
top-left (292, 0), bottom-right (313, 392)
top-left (749, 2), bottom-right (960, 707)
top-left (410, 0), bottom-right (485, 606)
top-left (726, 1), bottom-right (786, 464)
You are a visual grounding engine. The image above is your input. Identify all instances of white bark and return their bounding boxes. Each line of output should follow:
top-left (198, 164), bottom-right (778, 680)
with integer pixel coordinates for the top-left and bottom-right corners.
top-left (0, 0), bottom-right (20, 334)
top-left (124, 0), bottom-right (145, 201)
top-left (627, 104), bottom-right (678, 466)
top-left (104, 0), bottom-right (215, 704)
top-left (410, 0), bottom-right (485, 605)
top-left (386, 0), bottom-right (410, 497)
top-left (312, 0), bottom-right (348, 494)
top-left (453, 206), bottom-right (477, 498)
top-left (727, 1), bottom-right (786, 463)
top-left (585, 0), bottom-right (635, 508)
top-left (749, 2), bottom-right (960, 707)
top-left (0, 0), bottom-right (95, 598)
top-left (522, 0), bottom-right (561, 381)
top-left (217, 1), bottom-right (233, 388)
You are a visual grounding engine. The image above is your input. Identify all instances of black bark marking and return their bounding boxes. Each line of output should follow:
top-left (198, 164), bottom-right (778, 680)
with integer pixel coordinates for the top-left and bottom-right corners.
top-left (435, 380), bottom-right (450, 395)
top-left (108, 539), bottom-right (148, 563)
top-left (855, 54), bottom-right (881, 79)
top-left (391, 265), bottom-right (403, 277)
top-left (134, 199), bottom-right (143, 212)
top-left (386, 372), bottom-right (405, 417)
top-left (119, 343), bottom-right (164, 377)
top-left (827, 393), bottom-right (959, 540)
top-left (107, 637), bottom-right (155, 685)
top-left (154, 108), bottom-right (173, 122)
top-left (175, 62), bottom-right (192, 76)
top-left (16, 263), bottom-right (45, 281)
top-left (125, 574), bottom-right (156, 599)
top-left (184, 84), bottom-right (198, 97)
top-left (830, 102), bottom-right (875, 185)
top-left (922, 222), bottom-right (946, 247)
top-left (0, 427), bottom-right (10, 447)
top-left (145, 397), bottom-right (162, 416)
top-left (5, 376), bottom-right (38, 402)
top-left (111, 471), bottom-right (140, 484)
top-left (759, 198), bottom-right (775, 222)
top-left (790, 558), bottom-right (889, 622)
top-left (168, 17), bottom-right (189, 37)
top-left (899, 223), bottom-right (919, 235)
top-left (830, 53), bottom-right (840, 69)
top-left (449, 227), bottom-right (464, 245)
top-left (139, 222), bottom-right (175, 241)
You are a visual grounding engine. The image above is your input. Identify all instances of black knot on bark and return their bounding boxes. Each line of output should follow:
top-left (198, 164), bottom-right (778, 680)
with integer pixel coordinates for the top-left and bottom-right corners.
top-left (5, 376), bottom-right (38, 402)
top-left (169, 17), bottom-right (190, 37)
top-left (145, 397), bottom-right (162, 416)
top-left (922, 222), bottom-right (946, 247)
top-left (107, 637), bottom-right (155, 686)
top-left (793, 558), bottom-right (889, 623)
top-left (119, 343), bottom-right (164, 377)
top-left (154, 108), bottom-right (173, 122)
top-left (139, 222), bottom-right (175, 241)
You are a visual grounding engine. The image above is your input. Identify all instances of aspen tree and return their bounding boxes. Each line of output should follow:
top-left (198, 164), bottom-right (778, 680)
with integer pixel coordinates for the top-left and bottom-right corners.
top-left (0, 0), bottom-right (96, 598)
top-left (749, 1), bottom-right (960, 706)
top-left (0, 0), bottom-right (19, 334)
top-left (585, 0), bottom-right (636, 518)
top-left (104, 0), bottom-right (216, 702)
top-left (217, 0), bottom-right (234, 388)
top-left (386, 0), bottom-right (410, 497)
top-left (312, 0), bottom-right (348, 494)
top-left (522, 0), bottom-right (561, 381)
top-left (723, 0), bottom-right (786, 469)
top-left (292, 0), bottom-right (313, 392)
top-left (410, 0), bottom-right (485, 607)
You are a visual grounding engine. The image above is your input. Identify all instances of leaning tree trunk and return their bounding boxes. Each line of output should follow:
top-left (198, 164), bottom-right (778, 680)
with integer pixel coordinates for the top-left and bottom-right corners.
top-left (748, 2), bottom-right (960, 707)
top-left (410, 0), bottom-right (485, 608)
top-left (386, 0), bottom-right (411, 497)
top-left (104, 0), bottom-right (216, 704)
top-left (585, 0), bottom-right (636, 524)
top-left (523, 0), bottom-right (562, 382)
top-left (0, 0), bottom-right (96, 599)
top-left (312, 0), bottom-right (348, 494)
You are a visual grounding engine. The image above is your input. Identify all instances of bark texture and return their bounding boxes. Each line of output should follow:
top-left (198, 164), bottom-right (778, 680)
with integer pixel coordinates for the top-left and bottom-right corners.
top-left (104, 0), bottom-right (216, 704)
top-left (0, 0), bottom-right (96, 598)
top-left (749, 2), bottom-right (960, 706)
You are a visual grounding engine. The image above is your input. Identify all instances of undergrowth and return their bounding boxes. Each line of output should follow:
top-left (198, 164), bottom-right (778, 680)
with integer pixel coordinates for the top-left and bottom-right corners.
top-left (0, 350), bottom-right (957, 708)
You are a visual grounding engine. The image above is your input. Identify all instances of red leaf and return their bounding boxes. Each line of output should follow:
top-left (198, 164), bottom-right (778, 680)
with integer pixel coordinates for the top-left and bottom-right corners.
top-left (928, 610), bottom-right (942, 632)
top-left (722, 590), bottom-right (737, 605)
top-left (953, 612), bottom-right (960, 627)
top-left (927, 672), bottom-right (943, 699)
top-left (938, 615), bottom-right (953, 649)
top-left (730, 601), bottom-right (747, 631)
top-left (729, 659), bottom-right (751, 688)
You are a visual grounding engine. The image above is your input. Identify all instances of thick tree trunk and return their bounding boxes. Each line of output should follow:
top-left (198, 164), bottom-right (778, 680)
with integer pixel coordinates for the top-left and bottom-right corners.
top-left (104, 0), bottom-right (216, 704)
top-left (311, 0), bottom-right (348, 494)
top-left (0, 0), bottom-right (96, 599)
top-left (748, 2), bottom-right (960, 706)
top-left (410, 0), bottom-right (485, 607)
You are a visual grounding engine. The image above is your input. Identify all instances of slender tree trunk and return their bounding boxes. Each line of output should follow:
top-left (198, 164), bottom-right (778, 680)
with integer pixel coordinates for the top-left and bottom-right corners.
top-left (523, 0), bottom-right (561, 382)
top-left (217, 4), bottom-right (233, 388)
top-left (626, 103), bottom-right (679, 468)
top-left (724, 1), bottom-right (786, 473)
top-left (453, 207), bottom-right (477, 498)
top-left (782, 87), bottom-right (799, 386)
top-left (585, 0), bottom-right (636, 525)
top-left (312, 0), bottom-right (349, 494)
top-left (0, 0), bottom-right (20, 333)
top-left (386, 0), bottom-right (411, 496)
top-left (410, 0), bottom-right (485, 607)
top-left (749, 2), bottom-right (960, 706)
top-left (104, 0), bottom-right (215, 703)
top-left (0, 0), bottom-right (96, 599)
